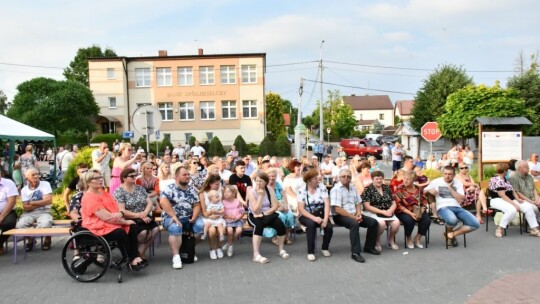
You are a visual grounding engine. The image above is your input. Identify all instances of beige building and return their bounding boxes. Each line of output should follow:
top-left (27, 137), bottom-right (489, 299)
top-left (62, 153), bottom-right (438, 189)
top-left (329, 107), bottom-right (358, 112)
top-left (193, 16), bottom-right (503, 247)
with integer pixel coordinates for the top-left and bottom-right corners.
top-left (88, 49), bottom-right (266, 145)
top-left (342, 95), bottom-right (394, 131)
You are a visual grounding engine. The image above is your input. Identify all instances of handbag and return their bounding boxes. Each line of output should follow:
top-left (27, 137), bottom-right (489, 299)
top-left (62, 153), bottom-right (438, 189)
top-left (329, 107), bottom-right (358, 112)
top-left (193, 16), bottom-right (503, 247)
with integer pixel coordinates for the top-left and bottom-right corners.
top-left (179, 224), bottom-right (196, 264)
top-left (412, 187), bottom-right (426, 221)
top-left (305, 185), bottom-right (325, 219)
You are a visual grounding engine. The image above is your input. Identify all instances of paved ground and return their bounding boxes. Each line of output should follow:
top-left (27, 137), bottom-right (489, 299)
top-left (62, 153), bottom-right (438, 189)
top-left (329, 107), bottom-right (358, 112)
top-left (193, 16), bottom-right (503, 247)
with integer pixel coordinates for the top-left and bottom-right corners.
top-left (1, 220), bottom-right (540, 304)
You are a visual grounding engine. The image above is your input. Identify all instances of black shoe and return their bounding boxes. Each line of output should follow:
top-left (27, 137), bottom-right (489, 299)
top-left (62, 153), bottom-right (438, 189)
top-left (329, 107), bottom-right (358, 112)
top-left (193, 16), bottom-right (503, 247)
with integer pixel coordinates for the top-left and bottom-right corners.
top-left (351, 253), bottom-right (365, 263)
top-left (363, 248), bottom-right (381, 255)
top-left (452, 238), bottom-right (459, 247)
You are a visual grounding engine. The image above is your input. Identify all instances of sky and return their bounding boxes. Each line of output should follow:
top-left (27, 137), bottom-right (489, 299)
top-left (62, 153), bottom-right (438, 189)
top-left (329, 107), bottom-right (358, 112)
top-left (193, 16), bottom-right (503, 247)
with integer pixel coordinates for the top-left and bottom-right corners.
top-left (1, 0), bottom-right (539, 116)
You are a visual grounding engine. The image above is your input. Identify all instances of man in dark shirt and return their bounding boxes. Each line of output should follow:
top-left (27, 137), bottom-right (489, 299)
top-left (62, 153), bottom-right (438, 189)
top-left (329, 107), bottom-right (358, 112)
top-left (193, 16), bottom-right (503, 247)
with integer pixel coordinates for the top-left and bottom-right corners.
top-left (228, 160), bottom-right (252, 206)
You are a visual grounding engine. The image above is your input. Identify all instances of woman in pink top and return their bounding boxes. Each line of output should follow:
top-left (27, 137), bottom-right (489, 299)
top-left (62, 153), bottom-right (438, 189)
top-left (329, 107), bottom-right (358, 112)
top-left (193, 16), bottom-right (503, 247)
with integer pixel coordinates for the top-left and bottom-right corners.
top-left (354, 161), bottom-right (373, 195)
top-left (81, 169), bottom-right (148, 271)
top-left (109, 143), bottom-right (141, 195)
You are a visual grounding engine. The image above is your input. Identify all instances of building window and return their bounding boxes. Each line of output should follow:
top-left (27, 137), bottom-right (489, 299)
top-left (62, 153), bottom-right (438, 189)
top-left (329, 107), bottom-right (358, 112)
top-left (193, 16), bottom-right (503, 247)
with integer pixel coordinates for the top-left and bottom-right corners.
top-left (156, 67), bottom-right (172, 86)
top-left (379, 113), bottom-right (384, 120)
top-left (178, 66), bottom-right (193, 86)
top-left (107, 68), bottom-right (115, 79)
top-left (206, 132), bottom-right (214, 141)
top-left (185, 133), bottom-right (192, 143)
top-left (200, 101), bottom-right (215, 120)
top-left (242, 100), bottom-right (257, 118)
top-left (179, 102), bottom-right (195, 121)
top-left (108, 97), bottom-right (116, 108)
top-left (135, 68), bottom-right (151, 87)
top-left (220, 65), bottom-right (236, 84)
top-left (158, 102), bottom-right (173, 121)
top-left (199, 66), bottom-right (215, 85)
top-left (241, 65), bottom-right (257, 83)
top-left (221, 100), bottom-right (237, 119)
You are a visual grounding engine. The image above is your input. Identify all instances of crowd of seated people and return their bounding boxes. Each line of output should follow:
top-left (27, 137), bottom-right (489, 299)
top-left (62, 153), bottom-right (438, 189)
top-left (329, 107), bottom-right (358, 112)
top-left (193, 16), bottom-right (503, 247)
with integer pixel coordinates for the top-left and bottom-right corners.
top-left (2, 141), bottom-right (540, 274)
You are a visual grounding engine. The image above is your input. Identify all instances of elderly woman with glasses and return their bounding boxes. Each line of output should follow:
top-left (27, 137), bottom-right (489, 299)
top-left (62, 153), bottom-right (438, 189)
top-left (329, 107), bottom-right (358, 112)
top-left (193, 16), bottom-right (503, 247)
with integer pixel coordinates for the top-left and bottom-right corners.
top-left (110, 143), bottom-right (142, 195)
top-left (114, 167), bottom-right (159, 258)
top-left (455, 162), bottom-right (488, 224)
top-left (81, 169), bottom-right (148, 271)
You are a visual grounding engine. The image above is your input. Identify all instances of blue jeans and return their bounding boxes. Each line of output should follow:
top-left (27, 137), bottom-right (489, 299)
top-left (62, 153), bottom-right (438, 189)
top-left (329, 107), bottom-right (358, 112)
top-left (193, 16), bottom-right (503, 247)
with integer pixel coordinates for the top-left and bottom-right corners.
top-left (163, 216), bottom-right (204, 236)
top-left (438, 206), bottom-right (480, 230)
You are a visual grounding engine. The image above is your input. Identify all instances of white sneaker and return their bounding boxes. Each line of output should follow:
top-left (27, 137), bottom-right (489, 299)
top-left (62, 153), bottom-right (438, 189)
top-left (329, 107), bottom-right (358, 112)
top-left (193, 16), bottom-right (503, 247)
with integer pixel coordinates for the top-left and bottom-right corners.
top-left (321, 250), bottom-right (331, 257)
top-left (227, 245), bottom-right (234, 257)
top-left (200, 234), bottom-right (207, 240)
top-left (193, 255), bottom-right (198, 262)
top-left (222, 243), bottom-right (229, 251)
top-left (172, 255), bottom-right (182, 269)
top-left (216, 248), bottom-right (224, 259)
top-left (210, 250), bottom-right (217, 260)
top-left (307, 254), bottom-right (316, 261)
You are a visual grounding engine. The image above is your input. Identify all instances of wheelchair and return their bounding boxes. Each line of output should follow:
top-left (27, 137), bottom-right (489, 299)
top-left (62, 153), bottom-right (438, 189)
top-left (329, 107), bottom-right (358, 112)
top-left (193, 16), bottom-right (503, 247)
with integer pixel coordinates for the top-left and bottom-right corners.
top-left (61, 221), bottom-right (129, 283)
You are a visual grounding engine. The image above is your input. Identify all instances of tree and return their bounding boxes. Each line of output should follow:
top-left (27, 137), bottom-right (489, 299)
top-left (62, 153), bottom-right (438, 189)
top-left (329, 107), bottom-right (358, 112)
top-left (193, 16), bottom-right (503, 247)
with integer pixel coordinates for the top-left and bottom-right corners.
top-left (0, 90), bottom-right (8, 115)
top-left (281, 98), bottom-right (298, 134)
top-left (258, 136), bottom-right (275, 156)
top-left (507, 53), bottom-right (540, 135)
top-left (7, 77), bottom-right (100, 136)
top-left (306, 89), bottom-right (357, 138)
top-left (207, 136), bottom-right (226, 157)
top-left (274, 133), bottom-right (291, 156)
top-left (233, 135), bottom-right (249, 156)
top-left (265, 92), bottom-right (286, 140)
top-left (410, 64), bottom-right (474, 132)
top-left (64, 45), bottom-right (117, 86)
top-left (438, 83), bottom-right (533, 139)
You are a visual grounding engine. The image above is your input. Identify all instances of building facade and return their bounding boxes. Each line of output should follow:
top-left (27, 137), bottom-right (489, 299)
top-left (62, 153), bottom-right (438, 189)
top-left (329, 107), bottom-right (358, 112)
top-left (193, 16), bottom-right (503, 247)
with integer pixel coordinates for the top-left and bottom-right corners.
top-left (88, 49), bottom-right (266, 145)
top-left (342, 95), bottom-right (394, 131)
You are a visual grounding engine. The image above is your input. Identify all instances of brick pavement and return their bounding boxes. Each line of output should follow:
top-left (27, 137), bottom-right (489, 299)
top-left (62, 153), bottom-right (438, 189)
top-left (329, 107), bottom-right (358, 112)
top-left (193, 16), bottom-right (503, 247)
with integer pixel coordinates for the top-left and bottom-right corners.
top-left (1, 221), bottom-right (540, 304)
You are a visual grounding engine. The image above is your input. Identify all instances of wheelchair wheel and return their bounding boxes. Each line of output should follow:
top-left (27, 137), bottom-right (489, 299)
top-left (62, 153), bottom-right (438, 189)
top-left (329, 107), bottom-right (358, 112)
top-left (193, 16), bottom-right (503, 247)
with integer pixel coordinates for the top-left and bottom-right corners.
top-left (61, 231), bottom-right (112, 282)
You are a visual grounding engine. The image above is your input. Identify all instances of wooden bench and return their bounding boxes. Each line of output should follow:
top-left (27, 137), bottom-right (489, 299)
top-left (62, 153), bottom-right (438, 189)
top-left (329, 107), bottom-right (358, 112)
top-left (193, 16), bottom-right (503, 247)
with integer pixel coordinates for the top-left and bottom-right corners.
top-left (3, 227), bottom-right (71, 264)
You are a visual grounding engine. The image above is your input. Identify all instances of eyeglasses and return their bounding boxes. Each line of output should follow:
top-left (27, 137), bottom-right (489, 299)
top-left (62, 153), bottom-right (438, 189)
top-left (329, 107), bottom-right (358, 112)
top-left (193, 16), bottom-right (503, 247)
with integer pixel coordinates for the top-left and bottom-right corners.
top-left (459, 167), bottom-right (468, 170)
top-left (340, 175), bottom-right (352, 178)
top-left (127, 174), bottom-right (137, 178)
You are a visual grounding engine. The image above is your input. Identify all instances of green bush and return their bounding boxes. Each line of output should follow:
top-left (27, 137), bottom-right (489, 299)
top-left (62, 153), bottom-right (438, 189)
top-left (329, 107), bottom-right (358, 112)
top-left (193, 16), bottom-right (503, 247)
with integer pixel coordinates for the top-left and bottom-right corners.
top-left (189, 136), bottom-right (196, 147)
top-left (274, 133), bottom-right (291, 156)
top-left (424, 169), bottom-right (442, 181)
top-left (90, 133), bottom-right (122, 146)
top-left (233, 135), bottom-right (249, 156)
top-left (158, 137), bottom-right (173, 155)
top-left (247, 143), bottom-right (259, 156)
top-left (208, 136), bottom-right (226, 157)
top-left (60, 147), bottom-right (93, 191)
top-left (471, 164), bottom-right (497, 182)
top-left (258, 136), bottom-right (275, 156)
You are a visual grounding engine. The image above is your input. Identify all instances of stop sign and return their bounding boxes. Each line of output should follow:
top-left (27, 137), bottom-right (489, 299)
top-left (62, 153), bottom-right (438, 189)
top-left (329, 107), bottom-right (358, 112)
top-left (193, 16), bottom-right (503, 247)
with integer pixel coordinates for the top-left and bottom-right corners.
top-left (421, 122), bottom-right (442, 142)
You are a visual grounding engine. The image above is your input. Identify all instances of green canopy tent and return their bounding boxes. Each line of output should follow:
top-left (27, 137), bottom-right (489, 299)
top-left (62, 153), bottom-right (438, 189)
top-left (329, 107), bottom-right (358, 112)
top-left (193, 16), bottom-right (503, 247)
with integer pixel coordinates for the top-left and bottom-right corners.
top-left (0, 114), bottom-right (57, 182)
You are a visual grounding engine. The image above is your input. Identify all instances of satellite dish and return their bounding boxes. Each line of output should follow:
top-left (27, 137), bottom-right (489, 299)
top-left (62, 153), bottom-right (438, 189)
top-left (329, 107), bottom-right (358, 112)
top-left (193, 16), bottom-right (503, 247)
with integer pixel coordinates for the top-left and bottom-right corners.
top-left (132, 105), bottom-right (163, 138)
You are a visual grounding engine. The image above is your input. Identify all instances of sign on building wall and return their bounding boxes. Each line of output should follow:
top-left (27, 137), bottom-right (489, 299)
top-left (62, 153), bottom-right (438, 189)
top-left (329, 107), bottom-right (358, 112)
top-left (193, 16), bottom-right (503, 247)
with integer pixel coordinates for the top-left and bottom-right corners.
top-left (481, 131), bottom-right (522, 162)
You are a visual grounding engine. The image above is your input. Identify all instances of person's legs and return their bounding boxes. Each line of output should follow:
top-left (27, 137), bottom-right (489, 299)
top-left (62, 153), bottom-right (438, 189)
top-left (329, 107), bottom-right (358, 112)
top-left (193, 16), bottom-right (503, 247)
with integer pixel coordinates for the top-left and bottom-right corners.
top-left (299, 216), bottom-right (317, 254)
top-left (518, 201), bottom-right (539, 229)
top-left (490, 198), bottom-right (517, 229)
top-left (373, 217), bottom-right (386, 249)
top-left (266, 214), bottom-right (287, 254)
top-left (202, 222), bottom-right (211, 239)
top-left (163, 217), bottom-right (183, 256)
top-left (321, 221), bottom-right (333, 251)
top-left (396, 213), bottom-right (415, 242)
top-left (0, 211), bottom-right (17, 248)
top-left (333, 215), bottom-right (361, 254)
top-left (416, 212), bottom-right (432, 241)
top-left (248, 213), bottom-right (265, 260)
top-left (452, 207), bottom-right (480, 238)
top-left (103, 228), bottom-right (139, 264)
top-left (387, 220), bottom-right (400, 246)
top-left (359, 215), bottom-right (379, 252)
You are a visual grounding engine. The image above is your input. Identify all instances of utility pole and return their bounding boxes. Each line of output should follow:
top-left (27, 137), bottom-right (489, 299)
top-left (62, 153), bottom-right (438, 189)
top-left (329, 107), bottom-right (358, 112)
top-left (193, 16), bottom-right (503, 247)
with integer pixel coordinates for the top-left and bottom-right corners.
top-left (294, 78), bottom-right (304, 159)
top-left (319, 40), bottom-right (325, 142)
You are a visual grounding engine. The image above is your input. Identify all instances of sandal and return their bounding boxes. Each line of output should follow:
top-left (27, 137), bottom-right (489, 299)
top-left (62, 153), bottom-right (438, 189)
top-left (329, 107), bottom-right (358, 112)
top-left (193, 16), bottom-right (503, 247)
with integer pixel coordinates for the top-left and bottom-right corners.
top-left (253, 254), bottom-right (270, 264)
top-left (279, 250), bottom-right (290, 259)
top-left (495, 228), bottom-right (503, 238)
top-left (42, 237), bottom-right (51, 251)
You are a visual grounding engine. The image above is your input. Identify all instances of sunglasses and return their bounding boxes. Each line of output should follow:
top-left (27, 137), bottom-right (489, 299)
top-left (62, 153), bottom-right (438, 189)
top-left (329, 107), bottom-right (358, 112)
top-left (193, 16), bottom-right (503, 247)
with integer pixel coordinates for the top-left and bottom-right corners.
top-left (459, 167), bottom-right (468, 170)
top-left (127, 174), bottom-right (137, 178)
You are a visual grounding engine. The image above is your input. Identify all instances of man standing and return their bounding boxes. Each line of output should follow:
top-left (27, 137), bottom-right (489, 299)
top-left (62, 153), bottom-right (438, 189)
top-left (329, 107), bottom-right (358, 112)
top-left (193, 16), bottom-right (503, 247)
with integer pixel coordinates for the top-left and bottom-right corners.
top-left (92, 142), bottom-right (113, 191)
top-left (160, 165), bottom-right (204, 269)
top-left (0, 170), bottom-right (18, 255)
top-left (16, 168), bottom-right (53, 251)
top-left (330, 168), bottom-right (380, 262)
top-left (510, 160), bottom-right (540, 218)
top-left (391, 142), bottom-right (404, 175)
top-left (57, 144), bottom-right (73, 181)
top-left (314, 141), bottom-right (324, 163)
top-left (527, 153), bottom-right (540, 180)
top-left (320, 154), bottom-right (335, 186)
top-left (190, 141), bottom-right (205, 158)
top-left (424, 166), bottom-right (480, 247)
top-left (172, 143), bottom-right (185, 161)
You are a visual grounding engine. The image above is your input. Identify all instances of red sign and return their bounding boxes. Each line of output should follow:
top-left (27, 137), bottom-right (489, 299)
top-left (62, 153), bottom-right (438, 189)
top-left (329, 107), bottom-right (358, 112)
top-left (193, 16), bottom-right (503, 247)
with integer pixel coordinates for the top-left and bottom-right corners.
top-left (421, 122), bottom-right (442, 142)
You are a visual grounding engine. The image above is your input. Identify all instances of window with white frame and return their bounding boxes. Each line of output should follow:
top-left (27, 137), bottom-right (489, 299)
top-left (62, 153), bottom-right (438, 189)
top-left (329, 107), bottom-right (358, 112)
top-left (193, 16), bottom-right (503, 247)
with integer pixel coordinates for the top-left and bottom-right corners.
top-left (179, 102), bottom-right (195, 121)
top-left (156, 67), bottom-right (172, 86)
top-left (108, 97), bottom-right (117, 108)
top-left (221, 100), bottom-right (237, 119)
top-left (199, 66), bottom-right (215, 85)
top-left (107, 68), bottom-right (115, 79)
top-left (158, 102), bottom-right (173, 121)
top-left (220, 65), bottom-right (236, 84)
top-left (200, 101), bottom-right (215, 120)
top-left (241, 65), bottom-right (257, 83)
top-left (135, 68), bottom-right (151, 87)
top-left (177, 66), bottom-right (193, 86)
top-left (242, 100), bottom-right (257, 118)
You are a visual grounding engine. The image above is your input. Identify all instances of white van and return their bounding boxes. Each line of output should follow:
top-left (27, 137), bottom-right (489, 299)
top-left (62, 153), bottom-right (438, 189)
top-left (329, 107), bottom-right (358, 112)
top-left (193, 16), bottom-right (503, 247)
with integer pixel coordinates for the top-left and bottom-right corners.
top-left (365, 134), bottom-right (383, 141)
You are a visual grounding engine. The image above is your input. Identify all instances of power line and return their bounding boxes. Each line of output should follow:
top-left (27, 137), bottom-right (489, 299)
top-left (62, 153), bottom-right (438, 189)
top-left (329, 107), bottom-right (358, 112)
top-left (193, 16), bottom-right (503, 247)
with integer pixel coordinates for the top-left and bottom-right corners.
top-left (303, 78), bottom-right (415, 95)
top-left (325, 60), bottom-right (514, 73)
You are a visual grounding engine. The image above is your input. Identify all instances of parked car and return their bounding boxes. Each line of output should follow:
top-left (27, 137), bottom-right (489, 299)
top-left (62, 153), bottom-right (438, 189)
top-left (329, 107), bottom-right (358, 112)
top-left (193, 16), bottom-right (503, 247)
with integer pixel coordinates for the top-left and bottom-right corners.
top-left (377, 135), bottom-right (400, 145)
top-left (340, 138), bottom-right (383, 159)
top-left (301, 138), bottom-right (318, 151)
